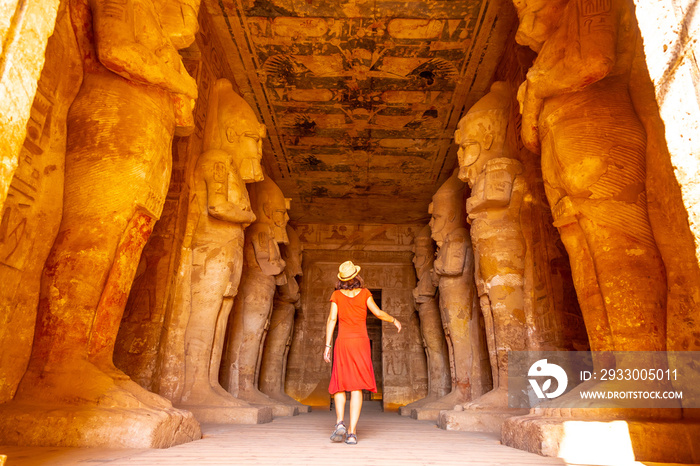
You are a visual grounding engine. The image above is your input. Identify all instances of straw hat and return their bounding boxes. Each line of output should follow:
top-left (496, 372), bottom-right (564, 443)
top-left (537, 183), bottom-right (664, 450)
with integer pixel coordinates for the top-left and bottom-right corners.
top-left (337, 260), bottom-right (361, 281)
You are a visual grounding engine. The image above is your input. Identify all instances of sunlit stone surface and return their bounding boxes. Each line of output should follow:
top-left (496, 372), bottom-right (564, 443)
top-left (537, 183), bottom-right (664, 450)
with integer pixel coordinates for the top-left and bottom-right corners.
top-left (501, 0), bottom-right (700, 462)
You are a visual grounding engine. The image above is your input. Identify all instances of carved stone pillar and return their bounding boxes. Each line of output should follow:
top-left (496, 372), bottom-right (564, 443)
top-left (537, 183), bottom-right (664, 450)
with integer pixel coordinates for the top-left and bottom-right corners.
top-left (220, 176), bottom-right (297, 417)
top-left (501, 0), bottom-right (698, 462)
top-left (399, 225), bottom-right (450, 416)
top-left (0, 0), bottom-right (202, 447)
top-left (165, 78), bottom-right (272, 425)
top-left (438, 82), bottom-right (529, 433)
top-left (411, 171), bottom-right (491, 421)
top-left (259, 225), bottom-right (310, 413)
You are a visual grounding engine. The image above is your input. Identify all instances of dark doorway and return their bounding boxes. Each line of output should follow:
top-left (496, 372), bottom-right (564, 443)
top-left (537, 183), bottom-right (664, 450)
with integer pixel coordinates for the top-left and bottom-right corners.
top-left (367, 289), bottom-right (383, 401)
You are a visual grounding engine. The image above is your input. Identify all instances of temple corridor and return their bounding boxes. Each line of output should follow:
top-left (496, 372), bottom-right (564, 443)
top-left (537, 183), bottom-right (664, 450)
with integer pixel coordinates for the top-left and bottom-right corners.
top-left (0, 402), bottom-right (665, 466)
top-left (2, 0), bottom-right (700, 464)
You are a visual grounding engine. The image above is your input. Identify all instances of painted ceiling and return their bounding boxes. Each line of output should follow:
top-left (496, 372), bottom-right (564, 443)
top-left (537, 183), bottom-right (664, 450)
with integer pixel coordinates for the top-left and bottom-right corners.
top-left (204, 0), bottom-right (516, 224)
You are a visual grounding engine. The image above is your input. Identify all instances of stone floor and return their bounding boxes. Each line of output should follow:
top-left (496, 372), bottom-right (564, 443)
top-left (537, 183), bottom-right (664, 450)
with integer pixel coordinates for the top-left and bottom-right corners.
top-left (0, 402), bottom-right (694, 465)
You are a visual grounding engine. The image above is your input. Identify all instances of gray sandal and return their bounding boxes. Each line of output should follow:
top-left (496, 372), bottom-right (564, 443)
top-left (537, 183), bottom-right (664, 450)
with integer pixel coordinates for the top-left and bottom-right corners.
top-left (345, 433), bottom-right (357, 445)
top-left (330, 421), bottom-right (347, 442)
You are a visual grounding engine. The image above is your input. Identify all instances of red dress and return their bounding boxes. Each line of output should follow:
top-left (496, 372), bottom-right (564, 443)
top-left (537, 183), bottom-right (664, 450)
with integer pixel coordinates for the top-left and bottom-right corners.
top-left (328, 288), bottom-right (377, 394)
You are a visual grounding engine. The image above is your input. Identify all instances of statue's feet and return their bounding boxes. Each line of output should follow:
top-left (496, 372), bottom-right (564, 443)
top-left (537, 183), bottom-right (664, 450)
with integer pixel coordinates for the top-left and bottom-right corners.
top-left (179, 384), bottom-right (252, 408)
top-left (237, 387), bottom-right (279, 406)
top-left (402, 394), bottom-right (439, 410)
top-left (265, 390), bottom-right (306, 407)
top-left (15, 360), bottom-right (146, 409)
top-left (463, 386), bottom-right (510, 411)
top-left (95, 362), bottom-right (173, 409)
top-left (422, 387), bottom-right (469, 410)
top-left (211, 381), bottom-right (238, 400)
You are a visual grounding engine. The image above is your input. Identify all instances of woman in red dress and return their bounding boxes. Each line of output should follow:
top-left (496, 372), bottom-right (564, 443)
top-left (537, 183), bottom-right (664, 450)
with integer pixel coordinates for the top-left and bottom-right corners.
top-left (323, 261), bottom-right (402, 444)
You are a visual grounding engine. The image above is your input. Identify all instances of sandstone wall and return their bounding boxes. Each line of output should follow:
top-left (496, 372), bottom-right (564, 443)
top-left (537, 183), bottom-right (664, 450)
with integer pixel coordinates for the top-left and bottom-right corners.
top-left (0, 0), bottom-right (80, 402)
top-left (0, 0), bottom-right (61, 215)
top-left (630, 2), bottom-right (700, 413)
top-left (285, 224), bottom-right (427, 410)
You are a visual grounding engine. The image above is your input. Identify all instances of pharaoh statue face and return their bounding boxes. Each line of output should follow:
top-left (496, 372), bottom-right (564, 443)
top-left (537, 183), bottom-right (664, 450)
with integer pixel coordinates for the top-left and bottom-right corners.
top-left (428, 172), bottom-right (466, 247)
top-left (455, 112), bottom-right (492, 186)
top-left (428, 200), bottom-right (456, 247)
top-left (455, 81), bottom-right (511, 186)
top-left (205, 79), bottom-right (266, 183)
top-left (253, 178), bottom-right (290, 244)
top-left (282, 224), bottom-right (303, 278)
top-left (155, 0), bottom-right (202, 49)
top-left (221, 104), bottom-right (266, 183)
top-left (512, 0), bottom-right (568, 52)
top-left (412, 224), bottom-right (434, 272)
top-left (269, 197), bottom-right (291, 245)
top-left (412, 238), bottom-right (434, 274)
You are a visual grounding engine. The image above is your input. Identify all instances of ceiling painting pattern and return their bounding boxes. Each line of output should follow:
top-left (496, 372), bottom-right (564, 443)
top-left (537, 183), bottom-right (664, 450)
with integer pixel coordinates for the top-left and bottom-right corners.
top-left (205, 0), bottom-right (516, 223)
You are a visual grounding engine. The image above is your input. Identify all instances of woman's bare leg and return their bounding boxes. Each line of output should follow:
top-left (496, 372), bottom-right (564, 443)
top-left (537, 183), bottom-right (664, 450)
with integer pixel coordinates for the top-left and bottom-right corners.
top-left (348, 390), bottom-right (363, 434)
top-left (333, 391), bottom-right (346, 424)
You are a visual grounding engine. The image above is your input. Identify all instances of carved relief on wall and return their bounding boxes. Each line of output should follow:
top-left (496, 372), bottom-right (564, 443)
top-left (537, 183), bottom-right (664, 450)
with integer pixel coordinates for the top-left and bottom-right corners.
top-left (0, 1), bottom-right (81, 404)
top-left (0, 0), bottom-right (62, 217)
top-left (296, 223), bottom-right (421, 251)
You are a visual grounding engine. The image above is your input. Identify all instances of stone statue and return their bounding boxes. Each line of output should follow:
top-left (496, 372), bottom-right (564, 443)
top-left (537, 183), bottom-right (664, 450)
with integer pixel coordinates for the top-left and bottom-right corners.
top-left (8, 0), bottom-right (202, 447)
top-left (454, 81), bottom-right (528, 411)
top-left (259, 225), bottom-right (310, 413)
top-left (399, 225), bottom-right (451, 416)
top-left (412, 171), bottom-right (490, 420)
top-left (221, 176), bottom-right (297, 416)
top-left (514, 0), bottom-right (673, 410)
top-left (176, 78), bottom-right (271, 424)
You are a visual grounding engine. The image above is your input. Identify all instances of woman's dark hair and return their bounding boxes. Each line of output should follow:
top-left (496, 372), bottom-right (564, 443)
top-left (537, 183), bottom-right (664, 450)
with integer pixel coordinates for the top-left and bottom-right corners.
top-left (335, 275), bottom-right (364, 290)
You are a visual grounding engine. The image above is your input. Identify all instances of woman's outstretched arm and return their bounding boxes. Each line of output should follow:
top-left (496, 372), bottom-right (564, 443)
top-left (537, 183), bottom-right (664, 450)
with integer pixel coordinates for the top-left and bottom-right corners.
top-left (324, 302), bottom-right (339, 363)
top-left (367, 295), bottom-right (402, 332)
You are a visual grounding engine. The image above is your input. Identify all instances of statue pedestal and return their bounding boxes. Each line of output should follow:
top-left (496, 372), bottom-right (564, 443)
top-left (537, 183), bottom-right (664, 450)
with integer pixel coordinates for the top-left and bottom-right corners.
top-left (265, 403), bottom-right (298, 417)
top-left (410, 389), bottom-right (470, 421)
top-left (0, 403), bottom-right (201, 448)
top-left (438, 406), bottom-right (528, 434)
top-left (502, 414), bottom-right (700, 464)
top-left (178, 404), bottom-right (273, 424)
top-left (399, 395), bottom-right (438, 417)
top-left (411, 405), bottom-right (449, 421)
